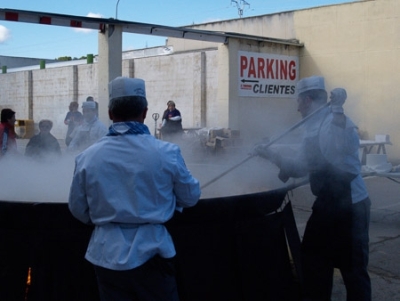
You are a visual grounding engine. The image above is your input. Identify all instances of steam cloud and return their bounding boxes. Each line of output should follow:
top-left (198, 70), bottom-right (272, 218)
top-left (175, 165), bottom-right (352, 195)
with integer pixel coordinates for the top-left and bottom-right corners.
top-left (0, 131), bottom-right (300, 203)
top-left (0, 155), bottom-right (75, 203)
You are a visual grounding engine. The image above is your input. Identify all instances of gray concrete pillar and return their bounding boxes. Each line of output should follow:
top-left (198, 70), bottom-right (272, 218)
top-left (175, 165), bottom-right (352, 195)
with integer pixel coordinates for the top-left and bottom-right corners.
top-left (72, 65), bottom-right (78, 103)
top-left (193, 52), bottom-right (206, 128)
top-left (97, 24), bottom-right (123, 126)
top-left (200, 52), bottom-right (206, 127)
top-left (216, 40), bottom-right (238, 129)
top-left (27, 71), bottom-right (33, 120)
top-left (226, 40), bottom-right (240, 131)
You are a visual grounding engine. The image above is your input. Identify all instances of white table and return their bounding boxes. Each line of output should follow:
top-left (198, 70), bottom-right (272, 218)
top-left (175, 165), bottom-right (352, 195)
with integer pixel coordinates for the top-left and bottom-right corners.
top-left (359, 135), bottom-right (392, 164)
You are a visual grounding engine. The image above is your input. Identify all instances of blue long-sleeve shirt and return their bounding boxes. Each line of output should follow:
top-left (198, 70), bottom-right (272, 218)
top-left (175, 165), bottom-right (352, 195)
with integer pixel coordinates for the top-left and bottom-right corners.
top-left (68, 126), bottom-right (200, 270)
top-left (278, 107), bottom-right (368, 203)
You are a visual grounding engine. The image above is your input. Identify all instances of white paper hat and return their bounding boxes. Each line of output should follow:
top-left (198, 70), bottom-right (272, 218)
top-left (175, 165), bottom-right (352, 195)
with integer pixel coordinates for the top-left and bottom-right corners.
top-left (82, 101), bottom-right (96, 109)
top-left (297, 76), bottom-right (325, 95)
top-left (109, 77), bottom-right (146, 100)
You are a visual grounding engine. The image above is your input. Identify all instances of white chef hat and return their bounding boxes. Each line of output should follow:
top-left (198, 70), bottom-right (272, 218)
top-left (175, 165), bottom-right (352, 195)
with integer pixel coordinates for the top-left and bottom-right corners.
top-left (109, 77), bottom-right (146, 101)
top-left (297, 76), bottom-right (325, 95)
top-left (82, 101), bottom-right (96, 109)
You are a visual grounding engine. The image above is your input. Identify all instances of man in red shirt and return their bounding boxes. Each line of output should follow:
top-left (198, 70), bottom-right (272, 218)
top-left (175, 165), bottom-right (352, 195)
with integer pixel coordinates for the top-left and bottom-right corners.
top-left (0, 108), bottom-right (18, 158)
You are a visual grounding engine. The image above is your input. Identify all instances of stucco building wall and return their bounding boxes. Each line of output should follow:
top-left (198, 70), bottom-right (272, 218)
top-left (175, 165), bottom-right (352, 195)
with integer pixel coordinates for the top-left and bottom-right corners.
top-left (0, 56), bottom-right (57, 69)
top-left (293, 0), bottom-right (400, 163)
top-left (168, 0), bottom-right (400, 162)
top-left (167, 12), bottom-right (296, 52)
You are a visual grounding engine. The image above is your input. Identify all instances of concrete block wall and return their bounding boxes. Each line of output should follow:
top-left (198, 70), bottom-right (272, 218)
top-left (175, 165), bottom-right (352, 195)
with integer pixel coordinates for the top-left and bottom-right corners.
top-left (129, 50), bottom-right (218, 131)
top-left (31, 67), bottom-right (78, 139)
top-left (0, 72), bottom-right (30, 120)
top-left (0, 49), bottom-right (218, 141)
top-left (77, 64), bottom-right (98, 104)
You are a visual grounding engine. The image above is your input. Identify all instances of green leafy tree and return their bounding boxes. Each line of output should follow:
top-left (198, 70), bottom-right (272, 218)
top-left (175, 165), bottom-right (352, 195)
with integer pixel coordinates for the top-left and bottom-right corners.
top-left (57, 56), bottom-right (72, 61)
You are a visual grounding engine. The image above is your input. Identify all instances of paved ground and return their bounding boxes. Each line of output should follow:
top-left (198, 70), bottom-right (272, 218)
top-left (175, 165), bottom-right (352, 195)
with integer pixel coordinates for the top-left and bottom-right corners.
top-left (290, 176), bottom-right (400, 300)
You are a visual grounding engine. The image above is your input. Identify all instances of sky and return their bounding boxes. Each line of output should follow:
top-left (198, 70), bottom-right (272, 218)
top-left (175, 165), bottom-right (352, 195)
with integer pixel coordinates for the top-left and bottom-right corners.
top-left (0, 0), bottom-right (357, 60)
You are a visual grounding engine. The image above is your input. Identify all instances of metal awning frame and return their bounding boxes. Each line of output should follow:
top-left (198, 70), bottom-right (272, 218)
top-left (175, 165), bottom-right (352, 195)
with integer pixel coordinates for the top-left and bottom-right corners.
top-left (0, 8), bottom-right (303, 47)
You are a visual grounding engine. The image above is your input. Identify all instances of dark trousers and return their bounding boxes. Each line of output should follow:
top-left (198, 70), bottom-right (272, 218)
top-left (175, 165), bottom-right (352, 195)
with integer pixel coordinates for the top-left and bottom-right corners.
top-left (302, 198), bottom-right (371, 301)
top-left (94, 255), bottom-right (180, 301)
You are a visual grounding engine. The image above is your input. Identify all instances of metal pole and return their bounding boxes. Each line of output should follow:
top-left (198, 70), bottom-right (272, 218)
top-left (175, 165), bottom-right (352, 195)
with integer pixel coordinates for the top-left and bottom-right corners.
top-left (200, 102), bottom-right (331, 189)
top-left (116, 0), bottom-right (121, 19)
top-left (152, 113), bottom-right (159, 138)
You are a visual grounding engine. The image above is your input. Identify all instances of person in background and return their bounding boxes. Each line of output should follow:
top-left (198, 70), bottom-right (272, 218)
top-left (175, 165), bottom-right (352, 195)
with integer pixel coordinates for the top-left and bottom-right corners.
top-left (86, 96), bottom-right (99, 116)
top-left (161, 100), bottom-right (183, 141)
top-left (0, 108), bottom-right (18, 158)
top-left (67, 101), bottom-right (107, 154)
top-left (253, 77), bottom-right (371, 301)
top-left (64, 101), bottom-right (83, 146)
top-left (25, 119), bottom-right (61, 161)
top-left (68, 76), bottom-right (200, 301)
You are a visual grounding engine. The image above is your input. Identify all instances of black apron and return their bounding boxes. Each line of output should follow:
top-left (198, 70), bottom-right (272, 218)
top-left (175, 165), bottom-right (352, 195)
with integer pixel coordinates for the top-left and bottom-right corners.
top-left (303, 132), bottom-right (355, 270)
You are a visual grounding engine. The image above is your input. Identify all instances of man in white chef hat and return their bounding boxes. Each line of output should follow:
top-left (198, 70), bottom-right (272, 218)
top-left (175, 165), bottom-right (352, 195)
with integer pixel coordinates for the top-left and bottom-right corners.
top-left (68, 77), bottom-right (200, 301)
top-left (253, 76), bottom-right (371, 301)
top-left (67, 100), bottom-right (107, 153)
